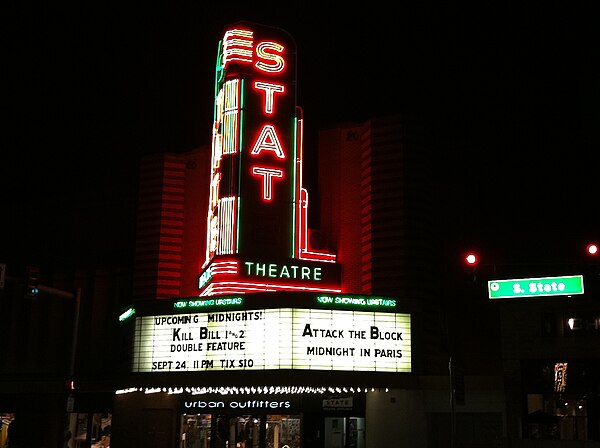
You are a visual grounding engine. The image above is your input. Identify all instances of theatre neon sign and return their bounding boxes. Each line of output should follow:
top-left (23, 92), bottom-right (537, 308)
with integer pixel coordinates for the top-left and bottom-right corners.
top-left (200, 22), bottom-right (339, 296)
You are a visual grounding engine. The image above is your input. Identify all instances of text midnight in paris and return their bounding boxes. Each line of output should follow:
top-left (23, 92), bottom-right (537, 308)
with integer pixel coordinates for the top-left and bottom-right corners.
top-left (302, 324), bottom-right (404, 358)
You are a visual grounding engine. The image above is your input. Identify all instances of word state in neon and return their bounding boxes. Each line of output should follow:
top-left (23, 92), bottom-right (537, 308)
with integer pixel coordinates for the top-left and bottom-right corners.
top-left (224, 27), bottom-right (290, 202)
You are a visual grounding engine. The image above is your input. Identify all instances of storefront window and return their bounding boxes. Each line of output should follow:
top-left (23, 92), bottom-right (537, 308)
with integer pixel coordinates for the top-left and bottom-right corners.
top-left (266, 415), bottom-right (300, 448)
top-left (91, 413), bottom-right (112, 447)
top-left (215, 415), bottom-right (261, 448)
top-left (180, 414), bottom-right (212, 448)
top-left (64, 412), bottom-right (111, 448)
top-left (0, 413), bottom-right (15, 448)
top-left (180, 414), bottom-right (301, 448)
top-left (525, 393), bottom-right (587, 440)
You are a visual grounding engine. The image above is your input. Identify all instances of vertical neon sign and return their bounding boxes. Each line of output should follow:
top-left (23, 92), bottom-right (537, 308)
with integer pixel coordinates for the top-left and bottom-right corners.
top-left (204, 23), bottom-right (296, 265)
top-left (200, 22), bottom-right (338, 296)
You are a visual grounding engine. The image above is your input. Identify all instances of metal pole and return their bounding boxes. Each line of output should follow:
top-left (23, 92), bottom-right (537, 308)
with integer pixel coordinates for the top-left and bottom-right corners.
top-left (65, 287), bottom-right (81, 447)
top-left (449, 356), bottom-right (456, 448)
top-left (37, 284), bottom-right (81, 439)
top-left (36, 285), bottom-right (80, 384)
top-left (69, 287), bottom-right (81, 379)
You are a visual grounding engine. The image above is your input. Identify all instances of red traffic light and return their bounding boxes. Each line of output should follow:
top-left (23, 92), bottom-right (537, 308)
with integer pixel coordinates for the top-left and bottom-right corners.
top-left (465, 253), bottom-right (478, 266)
top-left (587, 243), bottom-right (598, 256)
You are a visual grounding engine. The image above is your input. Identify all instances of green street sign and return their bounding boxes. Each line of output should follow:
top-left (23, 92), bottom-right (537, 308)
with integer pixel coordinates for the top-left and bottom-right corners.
top-left (488, 275), bottom-right (584, 299)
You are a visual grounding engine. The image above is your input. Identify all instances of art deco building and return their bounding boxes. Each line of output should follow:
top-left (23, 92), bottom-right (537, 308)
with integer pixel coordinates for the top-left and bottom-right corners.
top-left (109, 22), bottom-right (510, 448)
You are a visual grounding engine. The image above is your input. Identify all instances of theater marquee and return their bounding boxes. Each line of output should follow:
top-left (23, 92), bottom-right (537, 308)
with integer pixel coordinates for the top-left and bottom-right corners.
top-left (131, 308), bottom-right (411, 373)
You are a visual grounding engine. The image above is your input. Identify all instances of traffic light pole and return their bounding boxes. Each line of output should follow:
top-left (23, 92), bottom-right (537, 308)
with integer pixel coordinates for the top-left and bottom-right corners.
top-left (69, 288), bottom-right (81, 381)
top-left (37, 284), bottom-right (81, 447)
top-left (37, 285), bottom-right (82, 392)
top-left (449, 356), bottom-right (457, 448)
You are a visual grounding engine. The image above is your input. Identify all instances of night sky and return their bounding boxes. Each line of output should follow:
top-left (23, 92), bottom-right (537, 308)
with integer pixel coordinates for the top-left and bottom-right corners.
top-left (2, 2), bottom-right (598, 275)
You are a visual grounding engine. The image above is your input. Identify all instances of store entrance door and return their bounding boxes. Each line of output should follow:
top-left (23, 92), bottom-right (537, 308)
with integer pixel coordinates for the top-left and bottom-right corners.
top-left (324, 417), bottom-right (365, 448)
top-left (215, 415), bottom-right (261, 448)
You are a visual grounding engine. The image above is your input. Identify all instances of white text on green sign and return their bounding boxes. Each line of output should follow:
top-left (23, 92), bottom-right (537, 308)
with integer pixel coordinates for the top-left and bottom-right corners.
top-left (488, 275), bottom-right (584, 299)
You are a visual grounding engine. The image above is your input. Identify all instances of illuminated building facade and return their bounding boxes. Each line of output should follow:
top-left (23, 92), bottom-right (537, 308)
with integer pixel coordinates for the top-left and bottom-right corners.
top-left (2, 19), bottom-right (599, 448)
top-left (114, 21), bottom-right (502, 448)
top-left (199, 23), bottom-right (339, 297)
top-left (110, 20), bottom-right (599, 448)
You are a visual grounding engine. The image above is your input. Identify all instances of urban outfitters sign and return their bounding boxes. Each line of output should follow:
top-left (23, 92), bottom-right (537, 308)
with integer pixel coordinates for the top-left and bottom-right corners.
top-left (182, 397), bottom-right (297, 412)
top-left (131, 309), bottom-right (411, 373)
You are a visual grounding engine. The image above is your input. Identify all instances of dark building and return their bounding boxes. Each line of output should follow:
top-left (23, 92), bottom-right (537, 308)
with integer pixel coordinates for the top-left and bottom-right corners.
top-left (1, 19), bottom-right (599, 448)
top-left (110, 106), bottom-right (508, 447)
top-left (0, 267), bottom-right (127, 447)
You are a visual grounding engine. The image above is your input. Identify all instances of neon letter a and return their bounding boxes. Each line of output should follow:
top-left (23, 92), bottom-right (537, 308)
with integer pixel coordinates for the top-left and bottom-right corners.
top-left (251, 125), bottom-right (285, 159)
